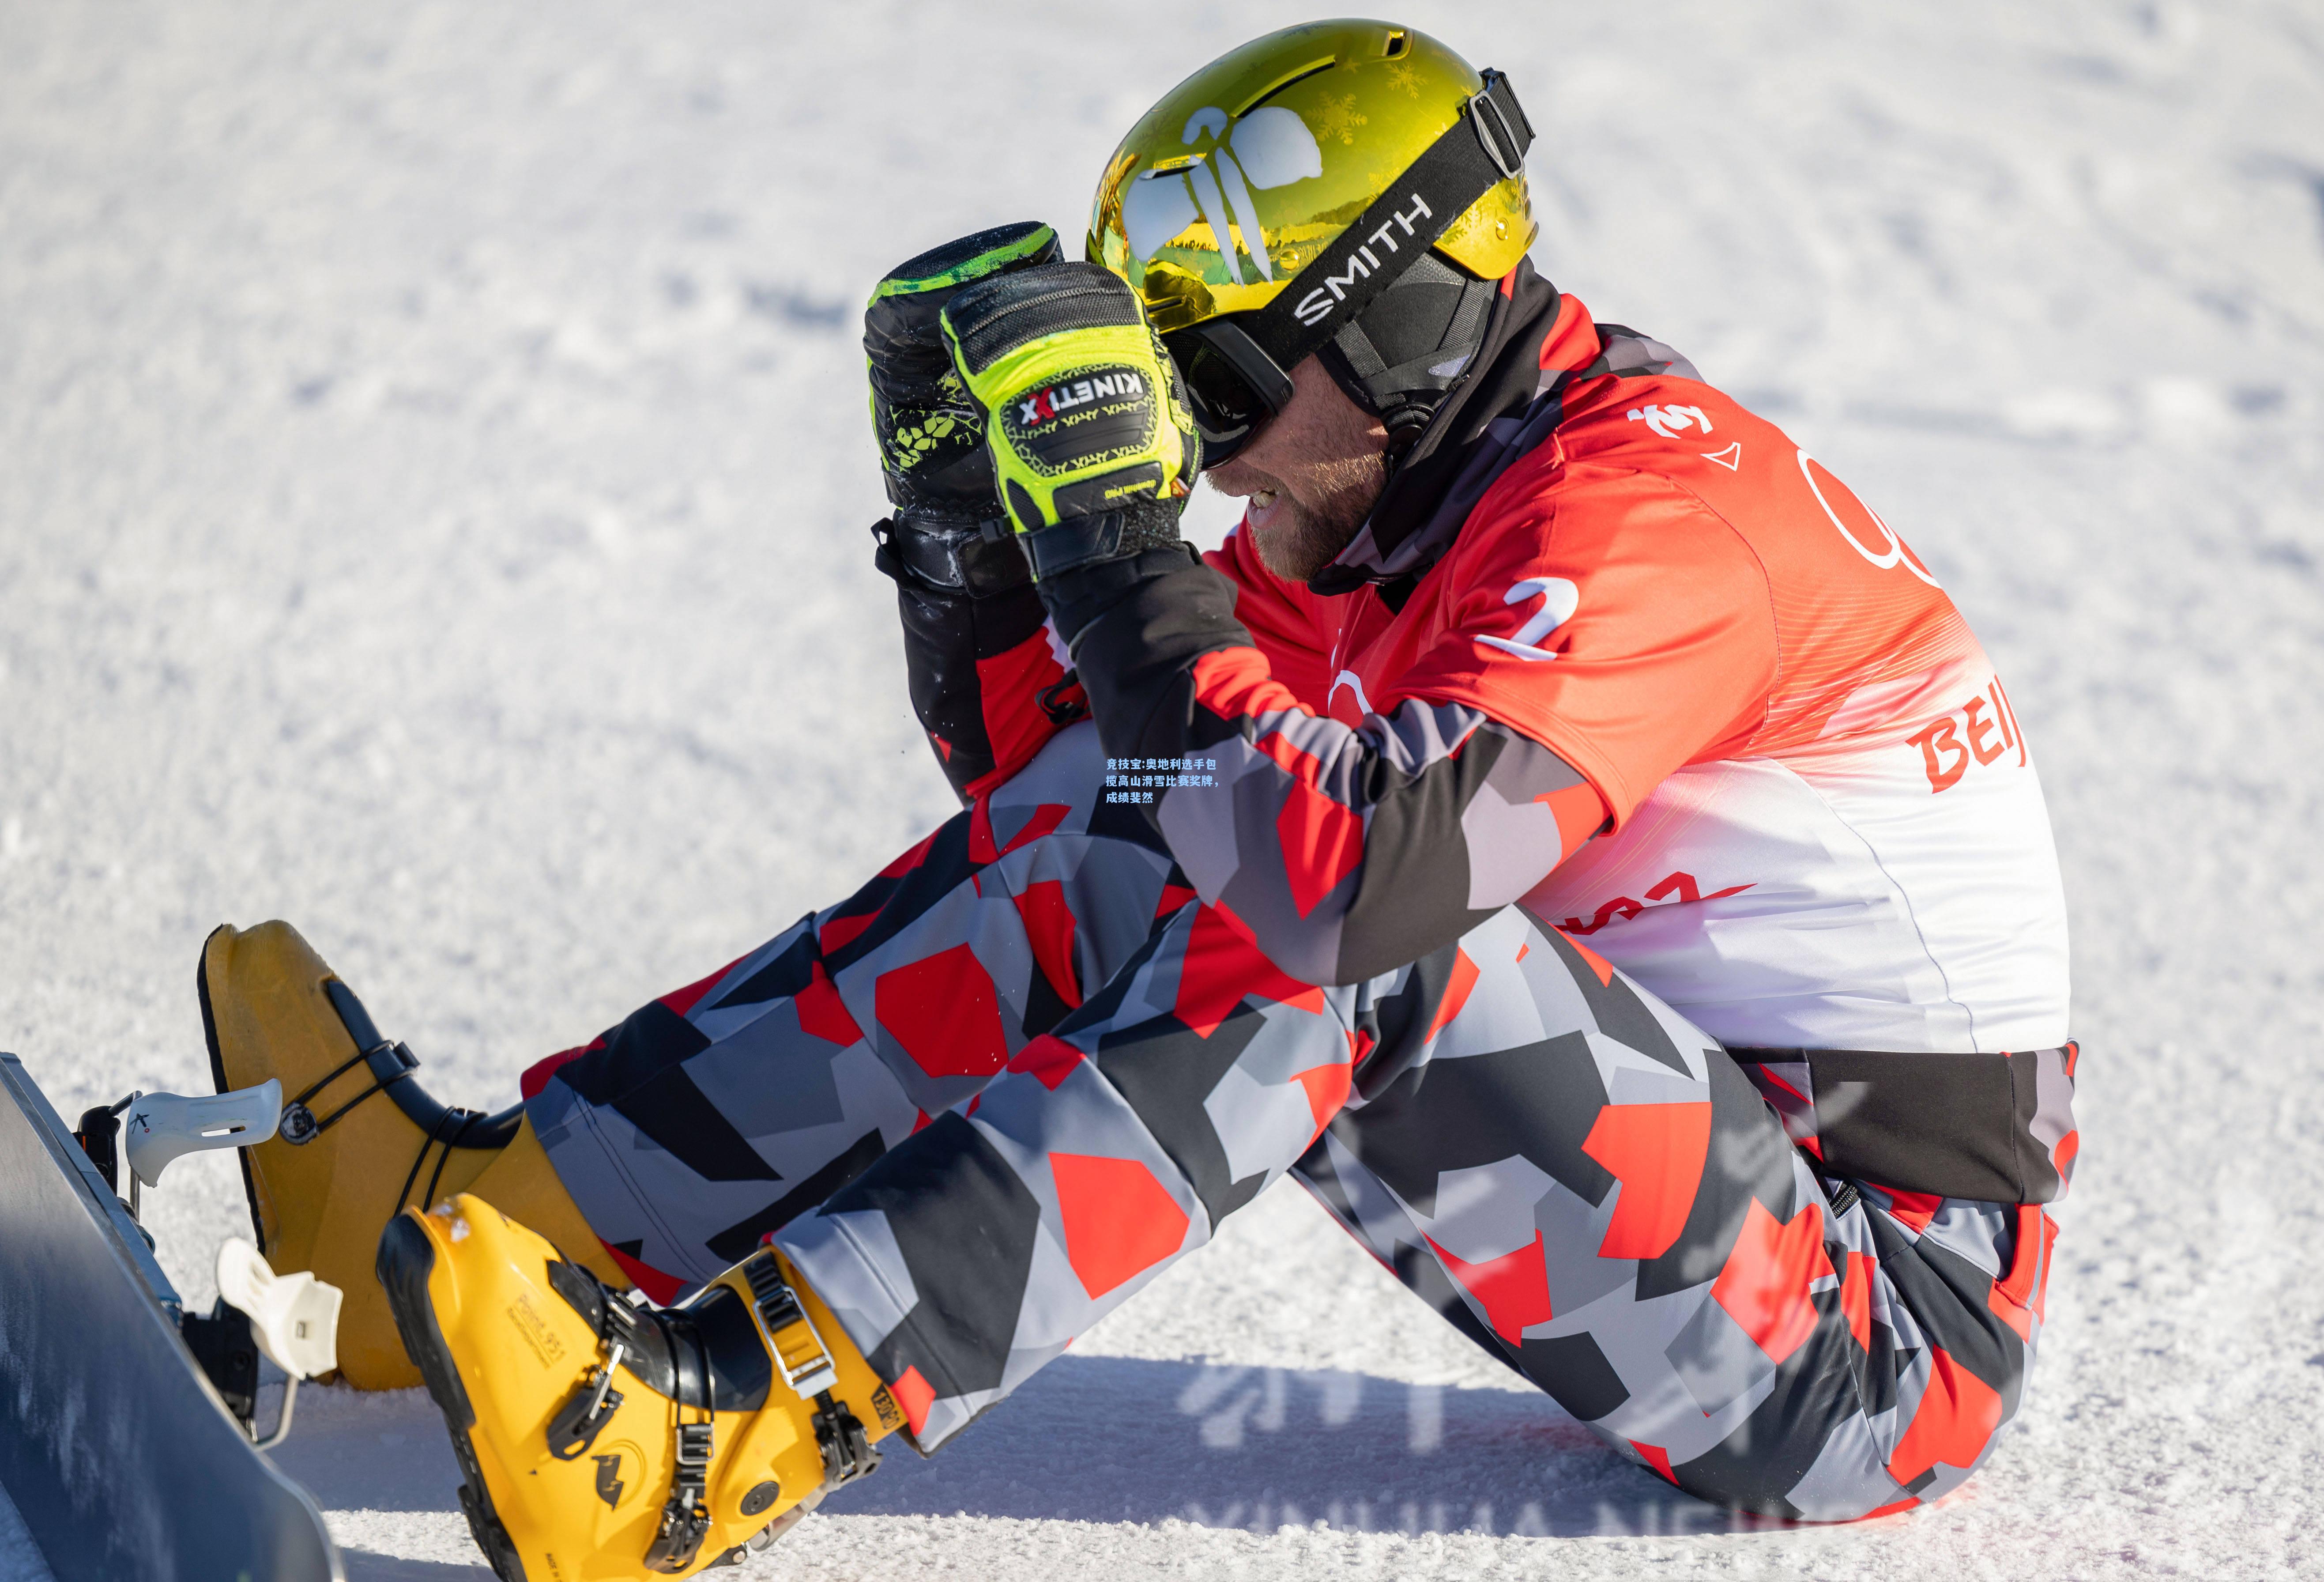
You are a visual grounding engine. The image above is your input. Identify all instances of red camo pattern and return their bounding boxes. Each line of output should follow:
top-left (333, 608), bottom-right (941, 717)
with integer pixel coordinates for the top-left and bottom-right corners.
top-left (525, 725), bottom-right (2052, 1522)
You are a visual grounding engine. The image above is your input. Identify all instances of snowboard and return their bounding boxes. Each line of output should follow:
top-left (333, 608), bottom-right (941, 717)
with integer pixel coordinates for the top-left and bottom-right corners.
top-left (0, 1051), bottom-right (343, 1582)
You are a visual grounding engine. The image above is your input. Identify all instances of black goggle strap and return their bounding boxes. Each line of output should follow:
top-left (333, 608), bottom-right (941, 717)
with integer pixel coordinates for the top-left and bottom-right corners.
top-left (1236, 68), bottom-right (1533, 394)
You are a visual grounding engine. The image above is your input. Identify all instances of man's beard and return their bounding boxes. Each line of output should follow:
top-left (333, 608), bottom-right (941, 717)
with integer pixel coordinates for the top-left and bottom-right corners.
top-left (1238, 449), bottom-right (1388, 583)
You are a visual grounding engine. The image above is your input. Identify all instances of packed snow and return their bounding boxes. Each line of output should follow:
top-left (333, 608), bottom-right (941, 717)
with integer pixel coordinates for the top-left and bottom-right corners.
top-left (3, 1), bottom-right (2321, 1577)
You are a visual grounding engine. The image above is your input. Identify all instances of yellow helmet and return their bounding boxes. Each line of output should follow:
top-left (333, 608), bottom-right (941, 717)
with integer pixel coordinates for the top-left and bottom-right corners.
top-left (1088, 20), bottom-right (1537, 461)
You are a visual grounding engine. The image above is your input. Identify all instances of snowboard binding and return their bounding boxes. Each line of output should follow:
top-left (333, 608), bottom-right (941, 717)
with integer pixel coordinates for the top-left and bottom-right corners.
top-left (3, 1051), bottom-right (344, 1574)
top-left (200, 919), bottom-right (626, 1387)
top-left (68, 1074), bottom-right (344, 1449)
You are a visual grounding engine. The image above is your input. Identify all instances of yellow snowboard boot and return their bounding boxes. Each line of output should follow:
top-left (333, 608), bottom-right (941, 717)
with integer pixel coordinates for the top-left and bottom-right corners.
top-left (201, 920), bottom-right (627, 1388)
top-left (377, 1195), bottom-right (900, 1578)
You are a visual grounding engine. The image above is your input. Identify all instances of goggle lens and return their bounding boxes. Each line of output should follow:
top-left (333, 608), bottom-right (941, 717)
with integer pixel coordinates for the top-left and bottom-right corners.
top-left (1162, 322), bottom-right (1289, 468)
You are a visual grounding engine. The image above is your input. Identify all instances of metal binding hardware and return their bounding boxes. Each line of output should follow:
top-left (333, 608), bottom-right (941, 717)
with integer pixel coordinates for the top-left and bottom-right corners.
top-left (742, 1252), bottom-right (838, 1399)
top-left (642, 1421), bottom-right (714, 1573)
top-left (1467, 70), bottom-right (1528, 181)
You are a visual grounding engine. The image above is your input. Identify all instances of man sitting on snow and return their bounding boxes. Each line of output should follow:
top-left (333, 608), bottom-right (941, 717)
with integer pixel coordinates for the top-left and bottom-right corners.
top-left (204, 21), bottom-right (2075, 1577)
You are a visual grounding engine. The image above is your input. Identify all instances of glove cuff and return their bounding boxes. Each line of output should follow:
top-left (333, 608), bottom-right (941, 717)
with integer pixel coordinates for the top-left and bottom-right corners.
top-left (1015, 499), bottom-right (1182, 581)
top-left (1036, 541), bottom-right (1217, 653)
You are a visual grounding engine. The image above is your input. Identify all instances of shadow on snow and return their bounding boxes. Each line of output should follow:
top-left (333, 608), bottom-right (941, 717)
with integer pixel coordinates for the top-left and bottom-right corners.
top-left (278, 1353), bottom-right (1773, 1559)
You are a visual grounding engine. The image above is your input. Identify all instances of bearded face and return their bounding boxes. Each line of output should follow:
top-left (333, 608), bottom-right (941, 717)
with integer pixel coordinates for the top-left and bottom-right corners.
top-left (1198, 355), bottom-right (1389, 583)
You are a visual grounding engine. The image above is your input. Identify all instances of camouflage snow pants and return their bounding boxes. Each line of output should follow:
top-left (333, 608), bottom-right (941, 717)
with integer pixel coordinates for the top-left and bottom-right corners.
top-left (524, 724), bottom-right (2054, 1520)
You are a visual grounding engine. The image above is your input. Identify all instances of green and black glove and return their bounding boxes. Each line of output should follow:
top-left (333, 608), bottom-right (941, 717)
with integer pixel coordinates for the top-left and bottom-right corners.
top-left (864, 221), bottom-right (1060, 595)
top-left (938, 261), bottom-right (1198, 581)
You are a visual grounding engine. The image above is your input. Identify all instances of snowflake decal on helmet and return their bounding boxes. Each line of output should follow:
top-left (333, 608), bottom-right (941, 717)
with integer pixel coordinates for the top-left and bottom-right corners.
top-left (1315, 93), bottom-right (1369, 145)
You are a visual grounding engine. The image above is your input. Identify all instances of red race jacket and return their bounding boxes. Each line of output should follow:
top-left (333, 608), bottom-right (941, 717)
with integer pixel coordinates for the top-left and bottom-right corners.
top-left (923, 267), bottom-right (2068, 1064)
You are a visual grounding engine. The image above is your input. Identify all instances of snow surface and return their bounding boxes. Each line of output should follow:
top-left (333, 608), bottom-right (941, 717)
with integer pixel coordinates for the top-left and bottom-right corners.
top-left (3, 0), bottom-right (2321, 1577)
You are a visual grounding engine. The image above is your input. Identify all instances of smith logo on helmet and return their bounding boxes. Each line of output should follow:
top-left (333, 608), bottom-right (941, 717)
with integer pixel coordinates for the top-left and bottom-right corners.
top-left (999, 364), bottom-right (1156, 474)
top-left (1290, 192), bottom-right (1435, 327)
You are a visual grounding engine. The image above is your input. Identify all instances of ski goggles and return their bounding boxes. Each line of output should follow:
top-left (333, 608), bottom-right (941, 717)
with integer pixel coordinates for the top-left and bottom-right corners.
top-left (1160, 317), bottom-right (1296, 468)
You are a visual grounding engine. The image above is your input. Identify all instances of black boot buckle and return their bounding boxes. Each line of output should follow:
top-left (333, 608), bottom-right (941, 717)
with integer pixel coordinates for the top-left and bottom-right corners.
top-left (544, 1342), bottom-right (626, 1461)
top-left (643, 1420), bottom-right (714, 1573)
top-left (812, 1393), bottom-right (882, 1487)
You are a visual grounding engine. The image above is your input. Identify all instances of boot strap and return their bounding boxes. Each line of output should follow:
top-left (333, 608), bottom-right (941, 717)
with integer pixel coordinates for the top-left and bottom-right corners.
top-left (743, 1253), bottom-right (884, 1486)
top-left (742, 1252), bottom-right (839, 1399)
top-left (274, 978), bottom-right (524, 1148)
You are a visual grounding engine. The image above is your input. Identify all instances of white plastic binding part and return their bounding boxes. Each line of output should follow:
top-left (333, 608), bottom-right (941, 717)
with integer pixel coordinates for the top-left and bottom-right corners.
top-left (217, 1237), bottom-right (341, 1379)
top-left (122, 1079), bottom-right (284, 1187)
top-left (216, 1237), bottom-right (343, 1450)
